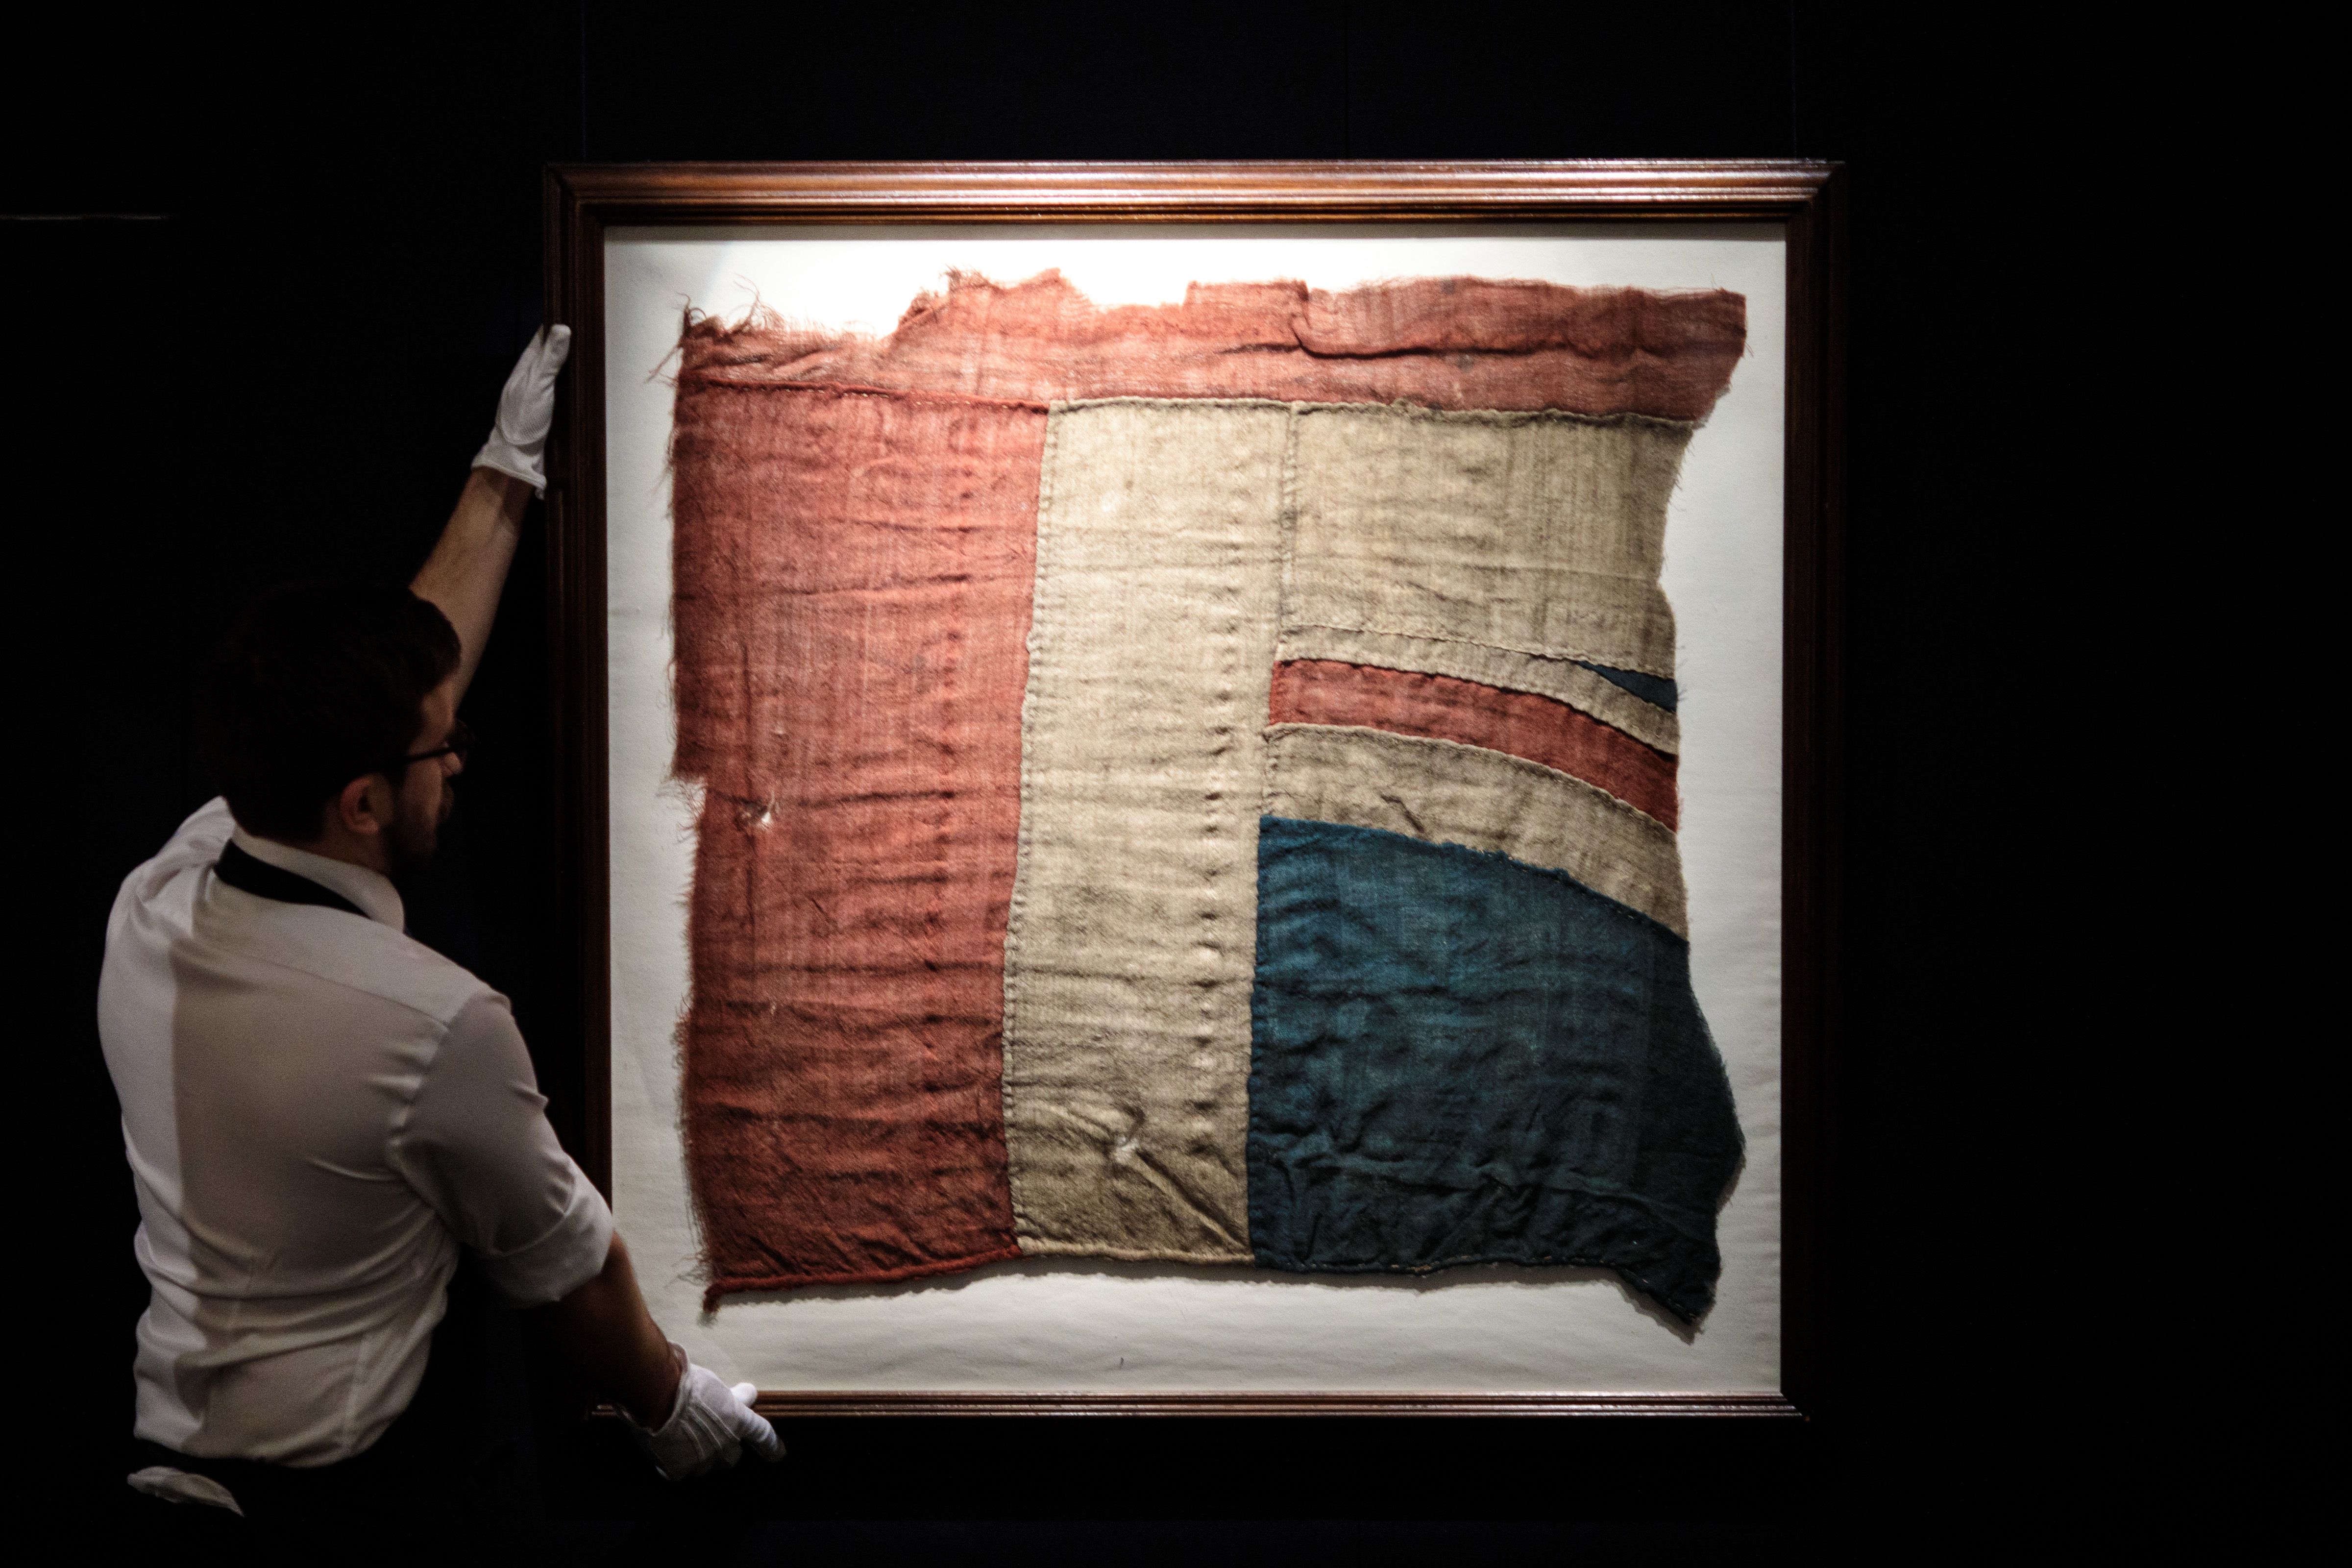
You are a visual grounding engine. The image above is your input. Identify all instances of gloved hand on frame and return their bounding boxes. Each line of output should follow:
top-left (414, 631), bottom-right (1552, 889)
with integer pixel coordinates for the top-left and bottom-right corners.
top-left (630, 1344), bottom-right (784, 1481)
top-left (470, 324), bottom-right (572, 495)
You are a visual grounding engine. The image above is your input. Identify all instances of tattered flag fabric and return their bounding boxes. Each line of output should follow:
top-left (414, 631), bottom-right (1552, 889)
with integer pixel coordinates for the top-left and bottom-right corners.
top-left (668, 272), bottom-right (1747, 1322)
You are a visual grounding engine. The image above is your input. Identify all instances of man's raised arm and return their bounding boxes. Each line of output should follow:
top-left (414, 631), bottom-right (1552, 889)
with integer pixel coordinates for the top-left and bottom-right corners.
top-left (411, 325), bottom-right (571, 701)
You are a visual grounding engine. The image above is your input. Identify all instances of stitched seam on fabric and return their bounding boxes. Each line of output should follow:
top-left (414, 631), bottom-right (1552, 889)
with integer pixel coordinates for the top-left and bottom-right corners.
top-left (1195, 416), bottom-right (1253, 1221)
top-left (680, 376), bottom-right (1054, 412)
top-left (382, 1012), bottom-right (482, 1239)
top-left (1275, 404), bottom-right (1302, 690)
top-left (338, 1321), bottom-right (390, 1456)
top-left (999, 408), bottom-right (1066, 1246)
top-left (1266, 722), bottom-right (1677, 835)
top-left (1281, 619), bottom-right (1679, 686)
top-left (1052, 394), bottom-right (1698, 433)
top-left (1015, 1240), bottom-right (1256, 1265)
top-left (190, 922), bottom-right (483, 1025)
top-left (1299, 401), bottom-right (1700, 435)
top-left (1270, 635), bottom-right (1679, 756)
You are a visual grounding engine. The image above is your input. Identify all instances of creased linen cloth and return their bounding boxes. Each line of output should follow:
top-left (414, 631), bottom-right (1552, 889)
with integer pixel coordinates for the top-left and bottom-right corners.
top-left (667, 270), bottom-right (1747, 1320)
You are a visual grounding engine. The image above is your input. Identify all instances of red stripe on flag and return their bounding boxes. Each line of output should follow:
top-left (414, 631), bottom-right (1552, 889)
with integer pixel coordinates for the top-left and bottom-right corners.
top-left (1269, 659), bottom-right (1680, 830)
top-left (680, 272), bottom-right (1747, 423)
top-left (672, 382), bottom-right (1035, 1297)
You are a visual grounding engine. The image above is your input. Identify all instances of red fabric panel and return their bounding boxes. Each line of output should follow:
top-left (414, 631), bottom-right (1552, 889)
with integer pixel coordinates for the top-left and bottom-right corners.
top-left (670, 381), bottom-right (1040, 1297)
top-left (680, 271), bottom-right (1747, 422)
top-left (1269, 659), bottom-right (1680, 830)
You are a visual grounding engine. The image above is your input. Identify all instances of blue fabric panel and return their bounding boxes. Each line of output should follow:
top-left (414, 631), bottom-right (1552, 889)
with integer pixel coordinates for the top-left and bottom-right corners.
top-left (1248, 817), bottom-right (1741, 1322)
top-left (1573, 659), bottom-right (1678, 712)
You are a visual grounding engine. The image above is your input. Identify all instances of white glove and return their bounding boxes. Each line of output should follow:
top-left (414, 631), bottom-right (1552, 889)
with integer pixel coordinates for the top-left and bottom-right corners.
top-left (629, 1344), bottom-right (784, 1481)
top-left (471, 324), bottom-right (573, 495)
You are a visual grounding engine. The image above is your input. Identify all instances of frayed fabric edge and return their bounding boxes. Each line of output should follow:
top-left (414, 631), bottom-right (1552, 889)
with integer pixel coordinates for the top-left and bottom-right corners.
top-left (1250, 1250), bottom-right (1720, 1328)
top-left (702, 1245), bottom-right (1027, 1311)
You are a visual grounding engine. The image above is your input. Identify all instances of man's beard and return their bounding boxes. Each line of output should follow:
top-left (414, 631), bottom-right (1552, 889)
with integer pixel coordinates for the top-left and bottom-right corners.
top-left (382, 780), bottom-right (453, 879)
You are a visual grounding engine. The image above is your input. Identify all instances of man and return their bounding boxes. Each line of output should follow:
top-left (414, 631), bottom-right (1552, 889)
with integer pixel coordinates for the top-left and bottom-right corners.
top-left (98, 328), bottom-right (778, 1528)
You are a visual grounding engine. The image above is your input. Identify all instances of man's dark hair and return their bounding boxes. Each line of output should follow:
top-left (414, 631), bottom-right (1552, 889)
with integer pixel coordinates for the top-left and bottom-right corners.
top-left (201, 583), bottom-right (462, 840)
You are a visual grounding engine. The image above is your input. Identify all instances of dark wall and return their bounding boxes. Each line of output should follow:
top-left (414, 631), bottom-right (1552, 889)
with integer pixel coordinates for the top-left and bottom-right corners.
top-left (8, 4), bottom-right (2039, 1550)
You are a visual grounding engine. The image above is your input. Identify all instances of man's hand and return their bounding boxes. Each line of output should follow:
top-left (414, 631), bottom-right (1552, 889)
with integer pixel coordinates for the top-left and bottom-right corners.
top-left (535, 1233), bottom-right (782, 1481)
top-left (471, 324), bottom-right (572, 495)
top-left (629, 1347), bottom-right (784, 1481)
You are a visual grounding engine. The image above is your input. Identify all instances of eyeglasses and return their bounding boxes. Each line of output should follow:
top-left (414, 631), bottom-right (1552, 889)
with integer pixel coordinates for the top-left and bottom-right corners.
top-left (391, 719), bottom-right (472, 774)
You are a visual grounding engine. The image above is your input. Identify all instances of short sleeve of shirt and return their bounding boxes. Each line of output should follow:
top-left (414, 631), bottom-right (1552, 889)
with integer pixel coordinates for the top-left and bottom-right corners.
top-left (392, 991), bottom-right (613, 1305)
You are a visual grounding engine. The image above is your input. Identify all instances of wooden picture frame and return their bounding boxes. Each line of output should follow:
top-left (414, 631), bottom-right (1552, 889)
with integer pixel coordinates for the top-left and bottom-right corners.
top-left (540, 161), bottom-right (1843, 1420)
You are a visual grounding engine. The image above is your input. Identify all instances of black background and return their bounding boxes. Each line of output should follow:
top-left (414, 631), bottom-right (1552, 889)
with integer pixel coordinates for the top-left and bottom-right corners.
top-left (6, 3), bottom-right (2066, 1555)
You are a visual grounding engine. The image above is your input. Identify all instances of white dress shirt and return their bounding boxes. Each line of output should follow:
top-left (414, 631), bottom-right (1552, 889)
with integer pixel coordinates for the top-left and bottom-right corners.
top-left (98, 798), bottom-right (613, 1467)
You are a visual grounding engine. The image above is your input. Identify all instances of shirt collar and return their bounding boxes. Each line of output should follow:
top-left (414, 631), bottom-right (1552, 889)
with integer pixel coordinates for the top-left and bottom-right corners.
top-left (228, 827), bottom-right (406, 931)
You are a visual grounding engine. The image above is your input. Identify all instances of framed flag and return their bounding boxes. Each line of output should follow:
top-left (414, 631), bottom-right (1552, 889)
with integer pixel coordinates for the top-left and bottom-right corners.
top-left (540, 163), bottom-right (1843, 1417)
